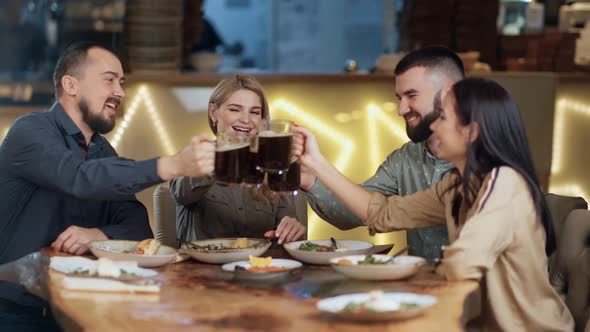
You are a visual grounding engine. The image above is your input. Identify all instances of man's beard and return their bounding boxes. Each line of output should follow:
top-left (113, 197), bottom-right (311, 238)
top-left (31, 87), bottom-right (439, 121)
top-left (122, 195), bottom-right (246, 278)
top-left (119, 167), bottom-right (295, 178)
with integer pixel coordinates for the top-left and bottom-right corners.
top-left (79, 98), bottom-right (116, 134)
top-left (405, 110), bottom-right (438, 143)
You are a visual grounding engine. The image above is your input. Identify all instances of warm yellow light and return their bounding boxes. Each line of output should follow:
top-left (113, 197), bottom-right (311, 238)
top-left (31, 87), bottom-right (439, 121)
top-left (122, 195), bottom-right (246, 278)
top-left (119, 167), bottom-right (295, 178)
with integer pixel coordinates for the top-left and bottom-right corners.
top-left (271, 100), bottom-right (408, 239)
top-left (367, 103), bottom-right (407, 171)
top-left (334, 112), bottom-right (351, 123)
top-left (111, 85), bottom-right (176, 155)
top-left (111, 87), bottom-right (141, 149)
top-left (271, 99), bottom-right (355, 173)
top-left (382, 102), bottom-right (396, 112)
top-left (271, 99), bottom-right (357, 237)
top-left (550, 98), bottom-right (590, 207)
top-left (553, 98), bottom-right (590, 174)
top-left (367, 104), bottom-right (381, 171)
top-left (351, 110), bottom-right (363, 120)
top-left (551, 99), bottom-right (566, 174)
top-left (549, 183), bottom-right (589, 207)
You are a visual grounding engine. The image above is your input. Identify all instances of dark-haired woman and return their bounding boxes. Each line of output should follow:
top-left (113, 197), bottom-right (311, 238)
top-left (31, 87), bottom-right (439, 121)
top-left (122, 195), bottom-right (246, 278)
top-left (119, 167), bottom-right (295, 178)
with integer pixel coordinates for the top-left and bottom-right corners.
top-left (293, 77), bottom-right (573, 331)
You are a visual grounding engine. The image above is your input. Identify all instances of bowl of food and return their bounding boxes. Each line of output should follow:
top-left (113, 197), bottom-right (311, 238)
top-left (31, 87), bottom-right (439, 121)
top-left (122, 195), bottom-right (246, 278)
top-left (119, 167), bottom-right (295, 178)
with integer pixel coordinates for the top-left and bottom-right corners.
top-left (283, 239), bottom-right (373, 265)
top-left (330, 254), bottom-right (426, 280)
top-left (88, 239), bottom-right (178, 268)
top-left (179, 237), bottom-right (271, 264)
top-left (317, 290), bottom-right (437, 322)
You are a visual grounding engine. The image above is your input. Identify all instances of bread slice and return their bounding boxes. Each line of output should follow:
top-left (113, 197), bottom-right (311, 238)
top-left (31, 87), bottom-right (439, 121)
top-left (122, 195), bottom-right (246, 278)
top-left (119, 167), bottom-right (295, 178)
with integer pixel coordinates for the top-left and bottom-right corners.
top-left (232, 237), bottom-right (249, 249)
top-left (135, 239), bottom-right (161, 255)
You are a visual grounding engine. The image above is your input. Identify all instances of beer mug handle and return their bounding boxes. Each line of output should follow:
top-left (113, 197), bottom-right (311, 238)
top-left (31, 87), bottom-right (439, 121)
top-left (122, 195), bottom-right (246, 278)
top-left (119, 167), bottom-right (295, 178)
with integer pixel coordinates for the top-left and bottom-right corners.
top-left (250, 135), bottom-right (259, 153)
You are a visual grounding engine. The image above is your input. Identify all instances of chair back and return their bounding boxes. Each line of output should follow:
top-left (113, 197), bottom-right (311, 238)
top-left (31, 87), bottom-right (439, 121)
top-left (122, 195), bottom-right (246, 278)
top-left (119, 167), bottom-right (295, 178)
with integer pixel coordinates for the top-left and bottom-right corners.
top-left (546, 193), bottom-right (589, 331)
top-left (153, 184), bottom-right (178, 248)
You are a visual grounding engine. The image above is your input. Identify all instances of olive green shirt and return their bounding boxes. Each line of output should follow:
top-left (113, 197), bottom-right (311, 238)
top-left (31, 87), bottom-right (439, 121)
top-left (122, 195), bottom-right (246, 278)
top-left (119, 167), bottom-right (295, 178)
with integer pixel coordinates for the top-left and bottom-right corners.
top-left (170, 176), bottom-right (297, 241)
top-left (304, 141), bottom-right (454, 261)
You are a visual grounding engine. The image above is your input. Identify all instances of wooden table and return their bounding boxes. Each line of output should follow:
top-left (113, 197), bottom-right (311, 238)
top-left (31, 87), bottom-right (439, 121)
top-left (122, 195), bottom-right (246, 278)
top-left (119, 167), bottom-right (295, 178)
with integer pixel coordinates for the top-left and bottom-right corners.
top-left (48, 249), bottom-right (480, 332)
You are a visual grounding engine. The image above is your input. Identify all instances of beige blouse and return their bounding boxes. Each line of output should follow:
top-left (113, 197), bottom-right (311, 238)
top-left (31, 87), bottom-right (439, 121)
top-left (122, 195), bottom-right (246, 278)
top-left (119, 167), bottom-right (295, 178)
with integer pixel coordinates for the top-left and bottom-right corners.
top-left (367, 166), bottom-right (573, 331)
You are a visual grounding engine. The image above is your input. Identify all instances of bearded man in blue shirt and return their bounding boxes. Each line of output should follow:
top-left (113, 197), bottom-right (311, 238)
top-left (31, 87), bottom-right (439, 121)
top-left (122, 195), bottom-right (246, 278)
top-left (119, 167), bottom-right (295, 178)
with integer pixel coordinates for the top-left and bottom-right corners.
top-left (0, 42), bottom-right (215, 263)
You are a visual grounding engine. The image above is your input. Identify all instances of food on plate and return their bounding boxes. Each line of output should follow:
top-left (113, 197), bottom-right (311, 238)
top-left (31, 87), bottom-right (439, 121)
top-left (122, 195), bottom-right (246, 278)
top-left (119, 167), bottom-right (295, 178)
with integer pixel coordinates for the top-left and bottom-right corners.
top-left (98, 258), bottom-right (144, 278)
top-left (190, 238), bottom-right (252, 250)
top-left (298, 241), bottom-right (336, 252)
top-left (135, 239), bottom-right (161, 255)
top-left (336, 259), bottom-right (354, 266)
top-left (245, 255), bottom-right (288, 273)
top-left (50, 257), bottom-right (160, 293)
top-left (340, 291), bottom-right (419, 313)
top-left (358, 255), bottom-right (392, 265)
top-left (198, 243), bottom-right (229, 250)
top-left (336, 255), bottom-right (393, 266)
top-left (247, 266), bottom-right (289, 273)
top-left (60, 258), bottom-right (139, 279)
top-left (232, 237), bottom-right (249, 248)
top-left (249, 255), bottom-right (272, 267)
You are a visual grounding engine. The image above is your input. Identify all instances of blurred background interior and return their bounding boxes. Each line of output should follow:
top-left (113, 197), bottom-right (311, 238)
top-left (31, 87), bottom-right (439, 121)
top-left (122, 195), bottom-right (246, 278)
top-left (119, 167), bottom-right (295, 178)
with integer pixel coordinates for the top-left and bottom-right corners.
top-left (2, 0), bottom-right (590, 247)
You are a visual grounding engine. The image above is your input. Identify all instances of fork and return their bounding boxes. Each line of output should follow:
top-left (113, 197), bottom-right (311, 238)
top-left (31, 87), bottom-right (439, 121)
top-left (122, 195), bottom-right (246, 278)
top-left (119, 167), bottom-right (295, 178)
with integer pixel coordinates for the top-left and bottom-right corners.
top-left (246, 239), bottom-right (270, 249)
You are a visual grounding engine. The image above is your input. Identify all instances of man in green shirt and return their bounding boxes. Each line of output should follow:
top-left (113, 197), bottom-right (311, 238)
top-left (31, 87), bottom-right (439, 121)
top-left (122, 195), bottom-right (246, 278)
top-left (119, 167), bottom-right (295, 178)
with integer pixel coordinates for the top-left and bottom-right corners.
top-left (301, 46), bottom-right (465, 261)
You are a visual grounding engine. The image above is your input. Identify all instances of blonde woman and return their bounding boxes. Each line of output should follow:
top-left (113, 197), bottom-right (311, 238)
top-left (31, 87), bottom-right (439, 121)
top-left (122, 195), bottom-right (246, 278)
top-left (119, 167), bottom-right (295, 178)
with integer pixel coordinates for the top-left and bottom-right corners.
top-left (170, 75), bottom-right (306, 244)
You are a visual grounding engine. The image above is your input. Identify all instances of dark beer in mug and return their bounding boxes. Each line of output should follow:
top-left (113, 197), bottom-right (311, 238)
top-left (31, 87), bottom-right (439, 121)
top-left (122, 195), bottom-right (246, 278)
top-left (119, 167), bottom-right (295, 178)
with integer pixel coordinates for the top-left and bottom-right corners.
top-left (258, 131), bottom-right (292, 172)
top-left (214, 143), bottom-right (250, 184)
top-left (243, 151), bottom-right (264, 186)
top-left (268, 162), bottom-right (300, 192)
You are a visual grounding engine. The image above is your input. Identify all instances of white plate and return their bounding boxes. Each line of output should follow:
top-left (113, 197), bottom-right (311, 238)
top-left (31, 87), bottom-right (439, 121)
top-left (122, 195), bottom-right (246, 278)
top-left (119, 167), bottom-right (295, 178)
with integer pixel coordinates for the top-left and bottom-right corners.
top-left (49, 256), bottom-right (158, 278)
top-left (283, 240), bottom-right (373, 265)
top-left (317, 292), bottom-right (437, 322)
top-left (89, 240), bottom-right (178, 268)
top-left (179, 238), bottom-right (271, 264)
top-left (221, 259), bottom-right (302, 281)
top-left (330, 255), bottom-right (426, 280)
top-left (221, 258), bottom-right (302, 272)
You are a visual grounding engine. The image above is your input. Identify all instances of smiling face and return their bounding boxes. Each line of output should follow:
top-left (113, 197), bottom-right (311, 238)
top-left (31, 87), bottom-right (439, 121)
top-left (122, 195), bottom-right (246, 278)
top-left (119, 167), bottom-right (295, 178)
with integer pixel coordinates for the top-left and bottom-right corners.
top-left (395, 66), bottom-right (441, 143)
top-left (73, 47), bottom-right (125, 134)
top-left (429, 87), bottom-right (475, 169)
top-left (209, 89), bottom-right (263, 136)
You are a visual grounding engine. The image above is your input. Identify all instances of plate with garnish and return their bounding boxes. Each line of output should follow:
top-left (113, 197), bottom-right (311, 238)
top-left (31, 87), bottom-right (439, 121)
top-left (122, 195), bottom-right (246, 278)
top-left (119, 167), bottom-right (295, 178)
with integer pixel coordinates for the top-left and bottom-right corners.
top-left (283, 239), bottom-right (373, 265)
top-left (179, 238), bottom-right (271, 264)
top-left (330, 254), bottom-right (426, 280)
top-left (222, 255), bottom-right (302, 281)
top-left (89, 239), bottom-right (178, 268)
top-left (317, 290), bottom-right (437, 322)
top-left (49, 256), bottom-right (160, 293)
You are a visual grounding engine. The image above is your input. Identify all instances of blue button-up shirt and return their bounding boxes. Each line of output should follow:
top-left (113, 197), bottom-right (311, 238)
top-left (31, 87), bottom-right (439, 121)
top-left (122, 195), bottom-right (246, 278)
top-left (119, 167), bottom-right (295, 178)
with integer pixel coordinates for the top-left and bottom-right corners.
top-left (0, 102), bottom-right (162, 264)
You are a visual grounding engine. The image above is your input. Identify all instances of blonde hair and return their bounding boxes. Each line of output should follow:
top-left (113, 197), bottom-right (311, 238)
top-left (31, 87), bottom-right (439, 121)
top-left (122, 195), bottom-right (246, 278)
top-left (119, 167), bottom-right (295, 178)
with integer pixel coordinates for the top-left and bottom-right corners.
top-left (209, 75), bottom-right (278, 204)
top-left (208, 74), bottom-right (270, 134)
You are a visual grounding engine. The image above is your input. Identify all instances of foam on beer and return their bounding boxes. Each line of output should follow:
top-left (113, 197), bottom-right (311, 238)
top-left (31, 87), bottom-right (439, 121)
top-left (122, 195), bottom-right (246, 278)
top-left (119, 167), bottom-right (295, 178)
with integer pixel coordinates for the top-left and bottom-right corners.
top-left (258, 130), bottom-right (293, 137)
top-left (215, 142), bottom-right (250, 152)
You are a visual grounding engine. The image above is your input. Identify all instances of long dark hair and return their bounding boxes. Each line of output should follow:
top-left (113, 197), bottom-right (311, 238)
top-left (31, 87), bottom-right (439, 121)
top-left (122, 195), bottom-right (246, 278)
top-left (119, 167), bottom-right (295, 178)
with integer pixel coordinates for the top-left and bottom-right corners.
top-left (451, 77), bottom-right (555, 256)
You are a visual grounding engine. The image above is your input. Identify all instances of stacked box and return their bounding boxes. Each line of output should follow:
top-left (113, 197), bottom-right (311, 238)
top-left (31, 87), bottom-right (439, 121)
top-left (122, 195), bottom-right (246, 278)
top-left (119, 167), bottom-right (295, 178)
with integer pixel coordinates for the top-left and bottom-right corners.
top-left (454, 0), bottom-right (500, 68)
top-left (407, 0), bottom-right (455, 49)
